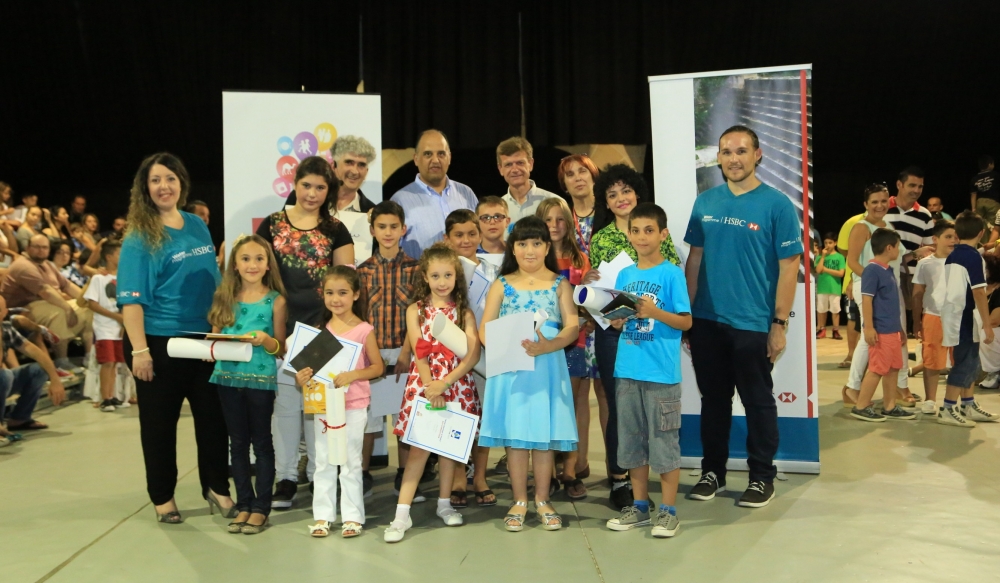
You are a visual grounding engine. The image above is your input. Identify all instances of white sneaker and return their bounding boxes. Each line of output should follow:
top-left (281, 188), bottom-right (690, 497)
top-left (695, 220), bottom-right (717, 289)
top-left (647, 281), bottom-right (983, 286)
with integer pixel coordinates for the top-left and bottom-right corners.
top-left (937, 405), bottom-right (976, 428)
top-left (383, 515), bottom-right (412, 543)
top-left (962, 401), bottom-right (999, 422)
top-left (980, 372), bottom-right (1000, 390)
top-left (436, 506), bottom-right (464, 526)
top-left (920, 400), bottom-right (936, 415)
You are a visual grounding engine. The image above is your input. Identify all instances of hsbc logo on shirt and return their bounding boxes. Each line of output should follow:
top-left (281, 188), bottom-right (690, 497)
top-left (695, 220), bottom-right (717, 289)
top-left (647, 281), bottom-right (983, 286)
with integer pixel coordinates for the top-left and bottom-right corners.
top-left (721, 217), bottom-right (746, 226)
top-left (748, 223), bottom-right (760, 231)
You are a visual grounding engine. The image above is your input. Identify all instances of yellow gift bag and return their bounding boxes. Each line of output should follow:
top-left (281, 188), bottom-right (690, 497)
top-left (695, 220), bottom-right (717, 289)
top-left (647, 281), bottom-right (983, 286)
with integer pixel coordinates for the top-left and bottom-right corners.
top-left (303, 378), bottom-right (327, 414)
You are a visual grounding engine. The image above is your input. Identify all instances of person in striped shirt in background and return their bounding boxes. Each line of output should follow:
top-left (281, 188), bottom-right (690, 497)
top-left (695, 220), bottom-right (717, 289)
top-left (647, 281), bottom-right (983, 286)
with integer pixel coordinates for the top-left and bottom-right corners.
top-left (884, 167), bottom-right (936, 404)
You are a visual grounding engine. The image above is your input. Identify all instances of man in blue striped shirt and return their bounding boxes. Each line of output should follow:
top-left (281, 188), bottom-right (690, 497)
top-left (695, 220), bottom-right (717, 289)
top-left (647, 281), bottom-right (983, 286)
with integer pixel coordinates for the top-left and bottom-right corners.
top-left (391, 129), bottom-right (478, 259)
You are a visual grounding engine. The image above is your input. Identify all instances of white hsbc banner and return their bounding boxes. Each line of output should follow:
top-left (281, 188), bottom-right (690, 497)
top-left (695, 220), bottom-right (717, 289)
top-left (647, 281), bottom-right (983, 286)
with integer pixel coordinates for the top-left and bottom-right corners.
top-left (648, 65), bottom-right (818, 473)
top-left (221, 92), bottom-right (382, 251)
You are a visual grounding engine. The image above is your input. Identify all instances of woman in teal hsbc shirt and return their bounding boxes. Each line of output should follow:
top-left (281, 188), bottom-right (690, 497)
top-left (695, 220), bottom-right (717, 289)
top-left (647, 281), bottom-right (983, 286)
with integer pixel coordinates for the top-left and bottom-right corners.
top-left (119, 153), bottom-right (234, 524)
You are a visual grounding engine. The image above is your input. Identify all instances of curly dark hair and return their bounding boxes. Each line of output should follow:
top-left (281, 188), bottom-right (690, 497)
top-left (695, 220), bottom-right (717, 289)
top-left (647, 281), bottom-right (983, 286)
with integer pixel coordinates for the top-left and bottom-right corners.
top-left (592, 164), bottom-right (648, 232)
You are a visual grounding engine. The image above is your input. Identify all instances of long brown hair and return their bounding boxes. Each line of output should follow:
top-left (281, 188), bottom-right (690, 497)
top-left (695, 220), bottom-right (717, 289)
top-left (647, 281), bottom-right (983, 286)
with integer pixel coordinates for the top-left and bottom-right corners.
top-left (536, 197), bottom-right (585, 269)
top-left (319, 266), bottom-right (365, 325)
top-left (126, 153), bottom-right (191, 249)
top-left (208, 235), bottom-right (287, 329)
top-left (409, 243), bottom-right (470, 330)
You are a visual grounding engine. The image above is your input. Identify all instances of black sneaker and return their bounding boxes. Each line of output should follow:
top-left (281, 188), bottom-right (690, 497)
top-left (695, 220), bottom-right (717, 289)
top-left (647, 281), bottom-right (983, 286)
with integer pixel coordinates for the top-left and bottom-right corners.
top-left (738, 480), bottom-right (775, 508)
top-left (110, 398), bottom-right (124, 407)
top-left (272, 479), bottom-right (297, 509)
top-left (609, 478), bottom-right (634, 509)
top-left (881, 405), bottom-right (916, 420)
top-left (393, 469), bottom-right (426, 503)
top-left (99, 399), bottom-right (116, 412)
top-left (363, 471), bottom-right (374, 499)
top-left (494, 454), bottom-right (509, 475)
top-left (689, 471), bottom-right (725, 501)
top-left (850, 405), bottom-right (886, 423)
top-left (420, 465), bottom-right (436, 484)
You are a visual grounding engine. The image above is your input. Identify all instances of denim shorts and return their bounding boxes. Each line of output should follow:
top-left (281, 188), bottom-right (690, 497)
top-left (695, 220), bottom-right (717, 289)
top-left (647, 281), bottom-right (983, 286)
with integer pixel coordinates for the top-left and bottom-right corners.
top-left (615, 378), bottom-right (681, 475)
top-left (948, 342), bottom-right (980, 388)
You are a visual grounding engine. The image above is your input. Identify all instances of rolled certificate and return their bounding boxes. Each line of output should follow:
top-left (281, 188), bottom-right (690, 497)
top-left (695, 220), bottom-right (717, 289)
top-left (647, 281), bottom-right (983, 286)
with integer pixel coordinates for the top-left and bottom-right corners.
top-left (166, 338), bottom-right (253, 362)
top-left (325, 383), bottom-right (349, 466)
top-left (574, 285), bottom-right (615, 311)
top-left (430, 312), bottom-right (485, 377)
top-left (533, 309), bottom-right (549, 327)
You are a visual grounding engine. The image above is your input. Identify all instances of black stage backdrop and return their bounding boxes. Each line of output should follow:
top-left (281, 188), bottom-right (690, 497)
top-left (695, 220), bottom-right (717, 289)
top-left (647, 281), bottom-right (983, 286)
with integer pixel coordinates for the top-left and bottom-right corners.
top-left (2, 0), bottom-right (999, 244)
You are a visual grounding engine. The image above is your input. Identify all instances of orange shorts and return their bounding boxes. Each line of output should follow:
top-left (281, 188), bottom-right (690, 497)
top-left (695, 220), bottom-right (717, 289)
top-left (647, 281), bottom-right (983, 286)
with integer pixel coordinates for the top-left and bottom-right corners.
top-left (920, 314), bottom-right (952, 370)
top-left (869, 331), bottom-right (903, 377)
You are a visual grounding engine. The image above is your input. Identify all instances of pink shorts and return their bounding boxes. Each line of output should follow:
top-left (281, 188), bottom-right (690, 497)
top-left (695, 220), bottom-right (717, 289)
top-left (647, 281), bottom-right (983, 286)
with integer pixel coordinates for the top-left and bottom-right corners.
top-left (869, 331), bottom-right (903, 377)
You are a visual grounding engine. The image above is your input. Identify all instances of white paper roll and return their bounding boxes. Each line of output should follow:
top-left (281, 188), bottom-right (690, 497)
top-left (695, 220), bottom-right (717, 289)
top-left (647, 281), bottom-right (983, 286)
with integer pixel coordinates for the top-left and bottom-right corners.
top-left (574, 285), bottom-right (615, 311)
top-left (431, 312), bottom-right (469, 358)
top-left (325, 384), bottom-right (348, 466)
top-left (166, 338), bottom-right (253, 362)
top-left (430, 312), bottom-right (485, 377)
top-left (533, 309), bottom-right (549, 327)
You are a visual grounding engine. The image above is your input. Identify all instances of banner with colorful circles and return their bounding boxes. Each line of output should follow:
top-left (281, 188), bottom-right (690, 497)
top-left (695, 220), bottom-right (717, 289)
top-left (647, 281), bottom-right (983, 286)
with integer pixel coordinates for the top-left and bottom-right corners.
top-left (222, 92), bottom-right (382, 252)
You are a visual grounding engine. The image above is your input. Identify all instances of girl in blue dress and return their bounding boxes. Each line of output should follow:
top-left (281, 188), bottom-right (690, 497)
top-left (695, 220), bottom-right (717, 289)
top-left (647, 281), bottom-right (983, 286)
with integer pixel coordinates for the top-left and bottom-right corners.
top-left (478, 216), bottom-right (580, 532)
top-left (207, 234), bottom-right (288, 535)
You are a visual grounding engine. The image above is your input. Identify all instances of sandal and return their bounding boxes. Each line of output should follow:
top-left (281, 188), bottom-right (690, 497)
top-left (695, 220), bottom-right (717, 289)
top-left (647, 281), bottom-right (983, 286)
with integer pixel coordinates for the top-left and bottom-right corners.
top-left (241, 520), bottom-right (269, 535)
top-left (309, 521), bottom-right (330, 538)
top-left (564, 478), bottom-right (587, 500)
top-left (341, 522), bottom-right (363, 538)
top-left (838, 360), bottom-right (852, 369)
top-left (504, 501), bottom-right (527, 532)
top-left (534, 500), bottom-right (562, 531)
top-left (450, 490), bottom-right (468, 509)
top-left (475, 489), bottom-right (497, 507)
top-left (155, 511), bottom-right (183, 524)
top-left (576, 465), bottom-right (591, 480)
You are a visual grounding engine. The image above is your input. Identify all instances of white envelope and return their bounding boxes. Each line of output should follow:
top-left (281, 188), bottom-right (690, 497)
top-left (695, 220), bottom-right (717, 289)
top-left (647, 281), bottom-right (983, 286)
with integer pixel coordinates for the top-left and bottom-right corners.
top-left (401, 397), bottom-right (479, 463)
top-left (484, 311), bottom-right (536, 377)
top-left (477, 253), bottom-right (504, 268)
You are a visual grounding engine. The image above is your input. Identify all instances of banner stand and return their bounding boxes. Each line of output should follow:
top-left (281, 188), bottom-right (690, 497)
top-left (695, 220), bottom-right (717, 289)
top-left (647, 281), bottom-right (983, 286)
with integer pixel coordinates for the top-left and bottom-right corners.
top-left (648, 65), bottom-right (818, 474)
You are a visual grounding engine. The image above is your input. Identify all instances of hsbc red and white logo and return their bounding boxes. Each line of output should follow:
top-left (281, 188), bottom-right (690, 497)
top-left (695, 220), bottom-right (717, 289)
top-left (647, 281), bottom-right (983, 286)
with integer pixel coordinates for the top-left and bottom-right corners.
top-left (748, 222), bottom-right (760, 231)
top-left (778, 392), bottom-right (796, 403)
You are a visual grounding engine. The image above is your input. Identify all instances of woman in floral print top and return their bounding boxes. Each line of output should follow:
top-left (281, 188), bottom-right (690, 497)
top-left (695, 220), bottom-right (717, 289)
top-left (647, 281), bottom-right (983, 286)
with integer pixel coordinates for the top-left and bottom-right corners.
top-left (255, 157), bottom-right (355, 330)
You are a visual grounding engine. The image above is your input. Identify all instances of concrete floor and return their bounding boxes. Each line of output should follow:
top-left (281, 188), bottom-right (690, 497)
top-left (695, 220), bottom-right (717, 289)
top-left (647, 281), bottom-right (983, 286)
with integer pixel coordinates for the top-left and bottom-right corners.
top-left (5, 337), bottom-right (1000, 582)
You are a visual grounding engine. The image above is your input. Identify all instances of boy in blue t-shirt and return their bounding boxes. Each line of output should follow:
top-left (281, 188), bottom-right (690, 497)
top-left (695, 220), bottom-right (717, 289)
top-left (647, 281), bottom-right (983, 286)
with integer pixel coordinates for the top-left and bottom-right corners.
top-left (939, 211), bottom-right (999, 427)
top-left (606, 203), bottom-right (691, 539)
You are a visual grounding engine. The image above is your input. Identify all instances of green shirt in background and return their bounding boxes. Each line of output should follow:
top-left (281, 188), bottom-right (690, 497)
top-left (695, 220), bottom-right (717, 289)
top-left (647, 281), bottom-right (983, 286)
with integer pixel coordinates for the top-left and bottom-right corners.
top-left (815, 251), bottom-right (845, 295)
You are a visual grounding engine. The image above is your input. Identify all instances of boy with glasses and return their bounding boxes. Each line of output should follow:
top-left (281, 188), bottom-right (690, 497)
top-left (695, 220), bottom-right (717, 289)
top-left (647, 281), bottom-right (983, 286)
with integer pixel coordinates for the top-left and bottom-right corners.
top-left (475, 196), bottom-right (509, 254)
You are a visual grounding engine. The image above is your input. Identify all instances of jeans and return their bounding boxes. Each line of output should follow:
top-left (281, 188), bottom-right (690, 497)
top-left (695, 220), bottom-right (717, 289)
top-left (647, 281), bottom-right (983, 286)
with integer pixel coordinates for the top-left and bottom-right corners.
top-left (594, 325), bottom-right (627, 476)
top-left (689, 318), bottom-right (778, 483)
top-left (217, 385), bottom-right (276, 515)
top-left (0, 363), bottom-right (48, 423)
top-left (125, 334), bottom-right (231, 505)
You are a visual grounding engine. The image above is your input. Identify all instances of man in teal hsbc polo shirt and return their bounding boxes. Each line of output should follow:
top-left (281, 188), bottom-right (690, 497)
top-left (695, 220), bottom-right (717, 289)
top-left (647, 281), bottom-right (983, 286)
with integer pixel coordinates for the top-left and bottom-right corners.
top-left (683, 125), bottom-right (803, 509)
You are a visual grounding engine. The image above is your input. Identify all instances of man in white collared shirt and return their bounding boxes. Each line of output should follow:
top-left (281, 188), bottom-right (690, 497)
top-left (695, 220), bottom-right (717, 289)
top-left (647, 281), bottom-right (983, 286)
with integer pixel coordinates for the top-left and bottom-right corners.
top-left (390, 129), bottom-right (478, 258)
top-left (497, 136), bottom-right (559, 237)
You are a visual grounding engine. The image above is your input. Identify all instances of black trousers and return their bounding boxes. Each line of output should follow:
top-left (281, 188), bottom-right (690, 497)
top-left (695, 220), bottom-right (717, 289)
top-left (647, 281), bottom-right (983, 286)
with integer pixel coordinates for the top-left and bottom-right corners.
top-left (125, 334), bottom-right (231, 505)
top-left (689, 318), bottom-right (778, 483)
top-left (594, 325), bottom-right (627, 477)
top-left (217, 385), bottom-right (276, 515)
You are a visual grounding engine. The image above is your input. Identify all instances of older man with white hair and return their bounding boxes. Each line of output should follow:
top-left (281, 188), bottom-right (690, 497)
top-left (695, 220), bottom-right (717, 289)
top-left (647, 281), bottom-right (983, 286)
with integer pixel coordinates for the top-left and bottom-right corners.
top-left (330, 135), bottom-right (379, 216)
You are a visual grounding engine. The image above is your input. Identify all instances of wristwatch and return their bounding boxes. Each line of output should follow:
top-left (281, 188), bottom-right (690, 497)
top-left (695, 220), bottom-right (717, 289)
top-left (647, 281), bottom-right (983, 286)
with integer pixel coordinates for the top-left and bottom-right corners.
top-left (772, 317), bottom-right (788, 327)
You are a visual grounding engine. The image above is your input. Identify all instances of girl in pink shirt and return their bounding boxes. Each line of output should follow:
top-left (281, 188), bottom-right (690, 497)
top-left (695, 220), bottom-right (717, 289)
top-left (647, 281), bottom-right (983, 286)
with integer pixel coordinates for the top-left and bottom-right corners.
top-left (295, 266), bottom-right (384, 538)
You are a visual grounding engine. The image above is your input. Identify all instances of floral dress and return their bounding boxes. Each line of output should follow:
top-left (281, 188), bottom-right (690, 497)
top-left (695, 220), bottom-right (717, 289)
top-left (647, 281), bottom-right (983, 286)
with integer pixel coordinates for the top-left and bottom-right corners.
top-left (393, 302), bottom-right (479, 436)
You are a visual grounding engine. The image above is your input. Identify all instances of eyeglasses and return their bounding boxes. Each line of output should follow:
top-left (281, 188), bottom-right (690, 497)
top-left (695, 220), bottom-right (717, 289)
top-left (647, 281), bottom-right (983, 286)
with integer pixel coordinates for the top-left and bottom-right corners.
top-left (478, 214), bottom-right (507, 223)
